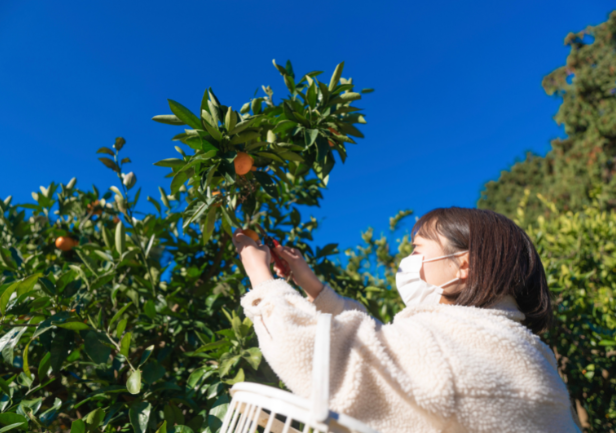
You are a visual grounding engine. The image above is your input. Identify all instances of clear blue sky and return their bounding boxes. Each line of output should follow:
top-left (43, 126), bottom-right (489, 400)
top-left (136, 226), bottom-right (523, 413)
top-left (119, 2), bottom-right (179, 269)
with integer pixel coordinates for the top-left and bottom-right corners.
top-left (0, 1), bottom-right (613, 253)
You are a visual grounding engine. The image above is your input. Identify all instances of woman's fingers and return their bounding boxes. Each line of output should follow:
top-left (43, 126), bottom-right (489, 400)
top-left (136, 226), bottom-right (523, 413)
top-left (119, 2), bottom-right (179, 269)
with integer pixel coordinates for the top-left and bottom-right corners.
top-left (275, 245), bottom-right (298, 261)
top-left (232, 229), bottom-right (258, 253)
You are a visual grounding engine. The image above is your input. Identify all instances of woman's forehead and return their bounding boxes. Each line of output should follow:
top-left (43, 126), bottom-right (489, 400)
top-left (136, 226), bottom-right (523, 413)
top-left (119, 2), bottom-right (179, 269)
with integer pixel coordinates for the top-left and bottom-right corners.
top-left (413, 233), bottom-right (446, 248)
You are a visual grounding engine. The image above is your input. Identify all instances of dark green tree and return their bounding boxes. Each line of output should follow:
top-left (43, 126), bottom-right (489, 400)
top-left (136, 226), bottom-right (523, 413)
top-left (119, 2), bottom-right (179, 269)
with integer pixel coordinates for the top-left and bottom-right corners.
top-left (479, 11), bottom-right (616, 224)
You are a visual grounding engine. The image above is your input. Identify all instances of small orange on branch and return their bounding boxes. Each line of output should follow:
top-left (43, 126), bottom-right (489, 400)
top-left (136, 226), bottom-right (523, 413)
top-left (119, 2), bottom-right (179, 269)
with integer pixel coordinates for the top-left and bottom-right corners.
top-left (55, 236), bottom-right (78, 252)
top-left (242, 229), bottom-right (260, 243)
top-left (234, 152), bottom-right (254, 175)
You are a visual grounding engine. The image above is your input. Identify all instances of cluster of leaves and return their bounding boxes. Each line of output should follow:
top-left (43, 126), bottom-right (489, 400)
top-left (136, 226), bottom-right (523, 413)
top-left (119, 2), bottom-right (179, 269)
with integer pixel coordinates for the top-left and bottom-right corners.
top-left (0, 60), bottom-right (376, 433)
top-left (479, 10), bottom-right (616, 225)
top-left (516, 190), bottom-right (616, 431)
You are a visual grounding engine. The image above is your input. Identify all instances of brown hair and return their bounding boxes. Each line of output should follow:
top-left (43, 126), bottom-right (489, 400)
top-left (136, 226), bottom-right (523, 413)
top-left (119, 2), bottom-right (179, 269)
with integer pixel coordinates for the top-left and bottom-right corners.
top-left (412, 207), bottom-right (552, 334)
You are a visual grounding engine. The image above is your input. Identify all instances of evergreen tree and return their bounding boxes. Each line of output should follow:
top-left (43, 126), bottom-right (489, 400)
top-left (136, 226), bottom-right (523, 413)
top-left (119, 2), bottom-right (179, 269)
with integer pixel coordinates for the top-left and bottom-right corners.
top-left (479, 11), bottom-right (616, 223)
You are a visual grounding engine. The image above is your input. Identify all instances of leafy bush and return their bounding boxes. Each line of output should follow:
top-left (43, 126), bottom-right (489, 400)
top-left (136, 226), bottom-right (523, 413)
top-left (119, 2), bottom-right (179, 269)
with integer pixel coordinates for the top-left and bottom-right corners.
top-left (0, 60), bottom-right (375, 433)
top-left (517, 190), bottom-right (616, 431)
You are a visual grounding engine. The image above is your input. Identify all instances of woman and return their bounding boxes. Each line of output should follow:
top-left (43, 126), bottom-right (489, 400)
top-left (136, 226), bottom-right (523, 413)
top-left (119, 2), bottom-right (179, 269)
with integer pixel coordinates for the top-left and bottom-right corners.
top-left (233, 207), bottom-right (580, 432)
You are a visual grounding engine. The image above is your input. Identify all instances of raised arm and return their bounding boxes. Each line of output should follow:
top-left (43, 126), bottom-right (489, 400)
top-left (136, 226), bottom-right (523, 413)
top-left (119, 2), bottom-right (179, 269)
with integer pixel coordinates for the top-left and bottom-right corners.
top-left (271, 244), bottom-right (367, 315)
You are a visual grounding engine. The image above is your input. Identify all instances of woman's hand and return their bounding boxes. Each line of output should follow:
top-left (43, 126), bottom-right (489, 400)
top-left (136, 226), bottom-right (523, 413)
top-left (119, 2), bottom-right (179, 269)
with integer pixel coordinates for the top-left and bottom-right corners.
top-left (232, 229), bottom-right (273, 287)
top-left (273, 245), bottom-right (324, 301)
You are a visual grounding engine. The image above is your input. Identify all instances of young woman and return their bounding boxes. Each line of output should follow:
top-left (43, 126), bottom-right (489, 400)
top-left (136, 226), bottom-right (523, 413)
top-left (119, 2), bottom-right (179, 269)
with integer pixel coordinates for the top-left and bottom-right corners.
top-left (233, 207), bottom-right (581, 433)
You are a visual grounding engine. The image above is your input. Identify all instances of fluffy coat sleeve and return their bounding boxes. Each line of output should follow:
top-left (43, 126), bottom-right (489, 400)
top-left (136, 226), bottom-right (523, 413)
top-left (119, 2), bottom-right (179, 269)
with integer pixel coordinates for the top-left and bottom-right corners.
top-left (312, 283), bottom-right (368, 316)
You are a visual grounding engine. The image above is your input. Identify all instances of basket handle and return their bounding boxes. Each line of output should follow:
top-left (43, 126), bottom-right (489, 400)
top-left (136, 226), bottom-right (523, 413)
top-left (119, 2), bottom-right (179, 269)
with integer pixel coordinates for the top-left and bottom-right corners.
top-left (310, 313), bottom-right (332, 423)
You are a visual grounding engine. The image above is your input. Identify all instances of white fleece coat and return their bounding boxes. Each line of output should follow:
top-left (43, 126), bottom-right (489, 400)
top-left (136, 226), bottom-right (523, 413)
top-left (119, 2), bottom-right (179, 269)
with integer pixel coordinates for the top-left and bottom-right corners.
top-left (241, 279), bottom-right (580, 433)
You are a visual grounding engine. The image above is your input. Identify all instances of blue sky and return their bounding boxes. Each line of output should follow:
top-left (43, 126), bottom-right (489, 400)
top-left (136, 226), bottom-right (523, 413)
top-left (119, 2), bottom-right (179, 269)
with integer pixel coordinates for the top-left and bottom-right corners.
top-left (0, 1), bottom-right (614, 253)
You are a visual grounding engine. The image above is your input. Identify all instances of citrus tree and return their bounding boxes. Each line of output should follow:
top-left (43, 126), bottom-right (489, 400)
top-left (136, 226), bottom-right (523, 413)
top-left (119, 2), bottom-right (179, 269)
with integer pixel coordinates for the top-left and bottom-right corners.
top-left (0, 60), bottom-right (376, 433)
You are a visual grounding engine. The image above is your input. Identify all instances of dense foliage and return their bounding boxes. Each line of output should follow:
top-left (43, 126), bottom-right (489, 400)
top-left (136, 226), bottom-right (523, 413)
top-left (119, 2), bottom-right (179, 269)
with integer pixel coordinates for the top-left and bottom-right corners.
top-left (0, 60), bottom-right (380, 433)
top-left (516, 190), bottom-right (616, 431)
top-left (479, 11), bottom-right (616, 225)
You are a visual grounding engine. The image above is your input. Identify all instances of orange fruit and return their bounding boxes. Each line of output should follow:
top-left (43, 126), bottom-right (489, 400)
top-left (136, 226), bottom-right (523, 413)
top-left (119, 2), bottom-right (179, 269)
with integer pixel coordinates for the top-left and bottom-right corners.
top-left (328, 139), bottom-right (335, 147)
top-left (87, 200), bottom-right (102, 216)
top-left (328, 127), bottom-right (339, 135)
top-left (242, 229), bottom-right (260, 243)
top-left (234, 152), bottom-right (254, 175)
top-left (112, 216), bottom-right (120, 224)
top-left (55, 236), bottom-right (77, 252)
top-left (250, 166), bottom-right (257, 172)
top-left (212, 191), bottom-right (221, 196)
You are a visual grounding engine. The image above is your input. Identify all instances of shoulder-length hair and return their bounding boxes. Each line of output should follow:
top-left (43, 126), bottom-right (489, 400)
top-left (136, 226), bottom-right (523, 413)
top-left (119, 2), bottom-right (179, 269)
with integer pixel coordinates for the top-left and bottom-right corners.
top-left (412, 207), bottom-right (552, 334)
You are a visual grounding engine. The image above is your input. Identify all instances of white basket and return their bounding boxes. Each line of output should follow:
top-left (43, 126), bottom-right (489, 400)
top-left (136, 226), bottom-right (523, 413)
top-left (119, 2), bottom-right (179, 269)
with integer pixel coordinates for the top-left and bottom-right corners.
top-left (220, 314), bottom-right (379, 433)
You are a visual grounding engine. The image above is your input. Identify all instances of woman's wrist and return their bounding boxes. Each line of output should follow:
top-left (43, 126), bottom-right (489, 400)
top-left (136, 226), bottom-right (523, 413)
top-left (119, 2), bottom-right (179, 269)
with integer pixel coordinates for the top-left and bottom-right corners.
top-left (247, 266), bottom-right (274, 288)
top-left (301, 276), bottom-right (325, 301)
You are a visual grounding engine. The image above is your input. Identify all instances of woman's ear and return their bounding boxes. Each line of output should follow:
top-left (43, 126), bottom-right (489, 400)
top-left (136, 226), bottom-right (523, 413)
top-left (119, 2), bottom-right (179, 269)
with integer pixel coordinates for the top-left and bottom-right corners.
top-left (456, 252), bottom-right (470, 280)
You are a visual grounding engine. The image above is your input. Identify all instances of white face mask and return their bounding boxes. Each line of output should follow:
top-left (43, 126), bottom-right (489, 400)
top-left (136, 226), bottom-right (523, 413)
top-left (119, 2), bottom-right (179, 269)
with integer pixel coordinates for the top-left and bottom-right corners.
top-left (395, 251), bottom-right (468, 307)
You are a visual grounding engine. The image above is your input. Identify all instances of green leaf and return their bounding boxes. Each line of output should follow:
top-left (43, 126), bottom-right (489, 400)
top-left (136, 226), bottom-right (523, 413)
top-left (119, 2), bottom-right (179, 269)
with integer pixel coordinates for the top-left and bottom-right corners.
top-left (307, 82), bottom-right (317, 108)
top-left (16, 273), bottom-right (41, 297)
top-left (361, 88), bottom-right (374, 93)
top-left (272, 59), bottom-right (287, 75)
top-left (163, 403), bottom-right (184, 426)
top-left (284, 75), bottom-right (296, 93)
top-left (129, 402), bottom-right (151, 433)
top-left (187, 367), bottom-right (207, 389)
top-left (0, 282), bottom-right (18, 314)
top-left (229, 117), bottom-right (257, 135)
top-left (84, 331), bottom-right (111, 364)
top-left (0, 413), bottom-right (26, 428)
top-left (96, 147), bottom-right (115, 156)
top-left (0, 422), bottom-right (26, 432)
top-left (304, 129), bottom-right (319, 147)
top-left (219, 355), bottom-right (240, 377)
top-left (168, 100), bottom-right (201, 130)
top-left (224, 368), bottom-right (244, 385)
top-left (155, 421), bottom-right (167, 433)
top-left (116, 318), bottom-right (127, 339)
top-left (328, 92), bottom-right (361, 106)
top-left (139, 345), bottom-right (155, 366)
top-left (57, 321), bottom-right (89, 331)
top-left (170, 170), bottom-right (188, 195)
top-left (98, 157), bottom-right (120, 172)
top-left (203, 206), bottom-right (218, 244)
top-left (242, 347), bottom-right (262, 370)
top-left (108, 303), bottom-right (132, 331)
top-left (70, 419), bottom-right (86, 433)
top-left (22, 340), bottom-right (32, 379)
top-left (255, 151), bottom-right (285, 163)
top-left (144, 300), bottom-right (156, 320)
top-left (126, 369), bottom-right (142, 395)
top-left (120, 332), bottom-right (132, 357)
top-left (152, 114), bottom-right (184, 125)
top-left (85, 408), bottom-right (105, 429)
top-left (224, 107), bottom-right (237, 132)
top-left (115, 137), bottom-right (126, 150)
top-left (142, 360), bottom-right (166, 384)
top-left (207, 395), bottom-right (229, 433)
top-left (37, 352), bottom-right (51, 380)
top-left (0, 327), bottom-right (27, 365)
top-left (254, 172), bottom-right (278, 198)
top-left (230, 131), bottom-right (260, 145)
top-left (154, 158), bottom-right (185, 168)
top-left (328, 61), bottom-right (344, 91)
top-left (49, 329), bottom-right (73, 374)
top-left (115, 221), bottom-right (126, 256)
